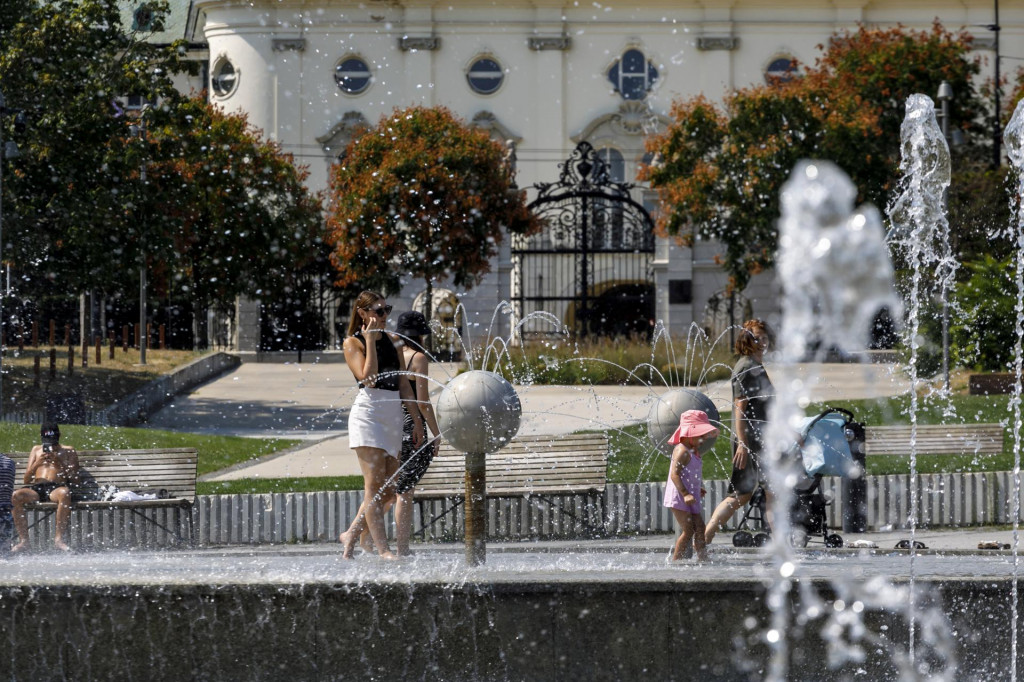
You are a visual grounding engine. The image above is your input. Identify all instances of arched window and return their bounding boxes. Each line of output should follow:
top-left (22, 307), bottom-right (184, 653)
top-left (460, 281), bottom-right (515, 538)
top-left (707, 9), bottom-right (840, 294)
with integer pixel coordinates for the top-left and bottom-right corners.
top-left (335, 57), bottom-right (372, 95)
top-left (607, 48), bottom-right (658, 101)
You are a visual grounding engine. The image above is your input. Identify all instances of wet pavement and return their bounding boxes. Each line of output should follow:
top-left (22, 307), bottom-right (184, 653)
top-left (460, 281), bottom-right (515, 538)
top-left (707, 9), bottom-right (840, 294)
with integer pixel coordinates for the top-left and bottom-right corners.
top-left (4, 526), bottom-right (1023, 587)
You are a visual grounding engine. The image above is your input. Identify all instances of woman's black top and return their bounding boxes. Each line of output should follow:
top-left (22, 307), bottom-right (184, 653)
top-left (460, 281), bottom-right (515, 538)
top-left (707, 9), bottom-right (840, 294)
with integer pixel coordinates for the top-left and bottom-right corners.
top-left (353, 331), bottom-right (401, 392)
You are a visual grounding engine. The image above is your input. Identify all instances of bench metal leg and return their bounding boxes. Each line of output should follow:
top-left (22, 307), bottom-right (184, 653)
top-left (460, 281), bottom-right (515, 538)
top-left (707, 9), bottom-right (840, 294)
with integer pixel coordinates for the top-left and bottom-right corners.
top-left (414, 498), bottom-right (464, 539)
top-left (124, 507), bottom-right (191, 546)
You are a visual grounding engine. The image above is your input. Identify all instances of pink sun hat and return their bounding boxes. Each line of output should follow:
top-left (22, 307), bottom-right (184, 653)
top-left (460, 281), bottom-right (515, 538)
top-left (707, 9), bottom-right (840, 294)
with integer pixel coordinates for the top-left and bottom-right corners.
top-left (668, 409), bottom-right (719, 445)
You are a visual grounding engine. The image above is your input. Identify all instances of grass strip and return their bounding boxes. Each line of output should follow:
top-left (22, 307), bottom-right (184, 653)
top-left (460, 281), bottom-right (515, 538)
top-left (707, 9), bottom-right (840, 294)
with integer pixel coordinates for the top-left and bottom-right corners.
top-left (0, 423), bottom-right (299, 477)
top-left (197, 476), bottom-right (364, 496)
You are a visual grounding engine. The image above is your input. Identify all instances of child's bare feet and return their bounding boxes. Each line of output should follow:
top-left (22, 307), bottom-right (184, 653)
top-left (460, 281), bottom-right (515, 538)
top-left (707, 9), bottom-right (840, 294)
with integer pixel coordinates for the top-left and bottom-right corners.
top-left (11, 541), bottom-right (29, 554)
top-left (339, 531), bottom-right (359, 559)
top-left (377, 549), bottom-right (398, 560)
top-left (54, 540), bottom-right (71, 552)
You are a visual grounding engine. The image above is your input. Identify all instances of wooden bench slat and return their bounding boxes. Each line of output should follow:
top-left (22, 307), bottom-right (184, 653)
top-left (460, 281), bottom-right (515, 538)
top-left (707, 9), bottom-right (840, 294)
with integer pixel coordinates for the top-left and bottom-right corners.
top-left (863, 424), bottom-right (1003, 456)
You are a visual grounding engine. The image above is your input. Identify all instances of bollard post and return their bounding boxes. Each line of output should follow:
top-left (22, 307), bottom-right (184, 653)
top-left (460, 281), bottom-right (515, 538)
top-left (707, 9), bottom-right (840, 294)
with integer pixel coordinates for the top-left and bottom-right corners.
top-left (95, 336), bottom-right (101, 365)
top-left (49, 348), bottom-right (56, 379)
top-left (159, 324), bottom-right (165, 350)
top-left (122, 325), bottom-right (129, 354)
top-left (32, 321), bottom-right (38, 347)
top-left (81, 338), bottom-right (88, 368)
top-left (64, 324), bottom-right (70, 346)
top-left (33, 355), bottom-right (40, 388)
top-left (109, 333), bottom-right (115, 360)
top-left (67, 346), bottom-right (74, 376)
top-left (135, 324), bottom-right (140, 350)
top-left (464, 450), bottom-right (487, 566)
top-left (49, 319), bottom-right (55, 347)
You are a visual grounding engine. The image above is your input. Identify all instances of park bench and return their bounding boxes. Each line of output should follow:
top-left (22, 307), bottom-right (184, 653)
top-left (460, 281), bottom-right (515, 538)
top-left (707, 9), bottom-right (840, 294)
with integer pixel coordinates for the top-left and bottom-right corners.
top-left (864, 423), bottom-right (1004, 457)
top-left (413, 432), bottom-right (609, 537)
top-left (10, 447), bottom-right (199, 547)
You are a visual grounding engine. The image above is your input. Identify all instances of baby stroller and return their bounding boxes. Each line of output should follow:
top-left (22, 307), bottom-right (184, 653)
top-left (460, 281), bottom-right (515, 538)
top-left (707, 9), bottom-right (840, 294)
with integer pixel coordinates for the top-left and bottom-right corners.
top-left (732, 407), bottom-right (862, 549)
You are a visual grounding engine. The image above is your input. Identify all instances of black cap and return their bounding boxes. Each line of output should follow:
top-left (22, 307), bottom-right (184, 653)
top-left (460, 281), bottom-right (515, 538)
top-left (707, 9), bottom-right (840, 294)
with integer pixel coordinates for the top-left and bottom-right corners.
top-left (395, 311), bottom-right (431, 337)
top-left (41, 422), bottom-right (60, 445)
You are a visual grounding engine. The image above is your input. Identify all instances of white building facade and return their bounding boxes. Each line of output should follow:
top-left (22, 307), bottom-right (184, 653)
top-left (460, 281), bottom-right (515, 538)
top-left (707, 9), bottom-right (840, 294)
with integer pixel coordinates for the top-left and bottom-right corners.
top-left (183, 0), bottom-right (1021, 350)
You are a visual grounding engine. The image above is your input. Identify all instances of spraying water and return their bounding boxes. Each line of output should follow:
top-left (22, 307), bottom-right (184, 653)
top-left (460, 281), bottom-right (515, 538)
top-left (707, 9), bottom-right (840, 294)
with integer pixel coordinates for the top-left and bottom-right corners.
top-left (1002, 97), bottom-right (1024, 682)
top-left (885, 93), bottom-right (953, 661)
top-left (770, 159), bottom-right (903, 680)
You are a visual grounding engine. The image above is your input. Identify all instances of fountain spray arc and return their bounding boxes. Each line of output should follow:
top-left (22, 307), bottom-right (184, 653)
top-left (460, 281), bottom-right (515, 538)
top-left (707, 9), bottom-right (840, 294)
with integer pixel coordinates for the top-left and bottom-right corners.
top-left (436, 369), bottom-right (522, 566)
top-left (886, 93), bottom-right (954, 660)
top-left (1002, 97), bottom-right (1024, 682)
top-left (770, 160), bottom-right (903, 679)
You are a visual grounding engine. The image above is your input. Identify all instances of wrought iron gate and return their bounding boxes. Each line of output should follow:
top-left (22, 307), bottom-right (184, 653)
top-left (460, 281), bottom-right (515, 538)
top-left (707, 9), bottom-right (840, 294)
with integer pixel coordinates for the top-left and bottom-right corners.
top-left (513, 141), bottom-right (655, 338)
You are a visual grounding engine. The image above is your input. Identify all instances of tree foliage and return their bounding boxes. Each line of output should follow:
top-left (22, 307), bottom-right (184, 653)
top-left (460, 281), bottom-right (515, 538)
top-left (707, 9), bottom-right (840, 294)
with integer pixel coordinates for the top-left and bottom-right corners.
top-left (951, 255), bottom-right (1016, 371)
top-left (146, 98), bottom-right (325, 311)
top-left (325, 106), bottom-right (537, 298)
top-left (0, 0), bottom-right (326, 341)
top-left (644, 22), bottom-right (983, 292)
top-left (0, 0), bottom-right (192, 295)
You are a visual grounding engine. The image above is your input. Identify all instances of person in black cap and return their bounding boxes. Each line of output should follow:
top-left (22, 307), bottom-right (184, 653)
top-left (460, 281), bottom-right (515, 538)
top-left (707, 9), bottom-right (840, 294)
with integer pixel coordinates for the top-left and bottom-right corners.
top-left (11, 423), bottom-right (79, 553)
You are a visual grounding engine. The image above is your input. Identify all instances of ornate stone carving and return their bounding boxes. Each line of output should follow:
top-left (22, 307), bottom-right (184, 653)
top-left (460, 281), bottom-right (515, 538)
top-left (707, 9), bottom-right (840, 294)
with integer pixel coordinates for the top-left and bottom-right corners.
top-left (528, 36), bottom-right (571, 51)
top-left (399, 36), bottom-right (440, 51)
top-left (272, 38), bottom-right (306, 52)
top-left (317, 111), bottom-right (370, 157)
top-left (697, 36), bottom-right (738, 51)
top-left (471, 111), bottom-right (522, 145)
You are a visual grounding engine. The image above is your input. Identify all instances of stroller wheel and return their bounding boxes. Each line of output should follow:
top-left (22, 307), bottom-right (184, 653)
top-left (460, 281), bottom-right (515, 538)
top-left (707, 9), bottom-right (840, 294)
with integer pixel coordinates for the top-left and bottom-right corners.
top-left (732, 531), bottom-right (754, 547)
top-left (753, 532), bottom-right (771, 547)
top-left (789, 530), bottom-right (809, 548)
top-left (825, 534), bottom-right (844, 548)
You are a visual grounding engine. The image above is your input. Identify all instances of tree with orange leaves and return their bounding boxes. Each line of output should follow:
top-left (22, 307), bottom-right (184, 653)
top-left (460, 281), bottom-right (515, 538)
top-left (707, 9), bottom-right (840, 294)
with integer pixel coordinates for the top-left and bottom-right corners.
top-left (643, 22), bottom-right (983, 293)
top-left (325, 106), bottom-right (537, 320)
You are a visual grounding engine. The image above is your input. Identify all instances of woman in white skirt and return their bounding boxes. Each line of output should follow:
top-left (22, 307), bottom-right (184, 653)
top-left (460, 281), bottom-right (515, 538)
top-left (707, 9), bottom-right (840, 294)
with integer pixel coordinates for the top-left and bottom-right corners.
top-left (339, 291), bottom-right (424, 559)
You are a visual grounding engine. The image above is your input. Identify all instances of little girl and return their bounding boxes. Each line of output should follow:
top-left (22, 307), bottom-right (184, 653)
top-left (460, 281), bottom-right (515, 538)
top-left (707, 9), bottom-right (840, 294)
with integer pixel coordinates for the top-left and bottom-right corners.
top-left (664, 409), bottom-right (719, 562)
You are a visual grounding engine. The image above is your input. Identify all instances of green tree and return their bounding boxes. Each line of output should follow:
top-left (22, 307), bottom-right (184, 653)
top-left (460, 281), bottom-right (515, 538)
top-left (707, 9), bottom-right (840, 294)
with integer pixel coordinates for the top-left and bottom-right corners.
top-left (951, 255), bottom-right (1016, 371)
top-left (325, 106), bottom-right (537, 321)
top-left (644, 22), bottom-right (982, 293)
top-left (0, 0), bottom-right (193, 296)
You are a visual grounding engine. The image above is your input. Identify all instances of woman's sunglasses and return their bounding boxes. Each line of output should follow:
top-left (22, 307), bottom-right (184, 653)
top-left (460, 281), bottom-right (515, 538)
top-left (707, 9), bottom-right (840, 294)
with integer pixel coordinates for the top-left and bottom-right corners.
top-left (365, 304), bottom-right (393, 317)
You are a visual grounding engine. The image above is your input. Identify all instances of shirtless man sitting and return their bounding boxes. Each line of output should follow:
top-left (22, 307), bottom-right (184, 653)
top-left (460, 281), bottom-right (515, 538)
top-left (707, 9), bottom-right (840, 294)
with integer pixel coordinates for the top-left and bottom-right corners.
top-left (12, 423), bottom-right (79, 553)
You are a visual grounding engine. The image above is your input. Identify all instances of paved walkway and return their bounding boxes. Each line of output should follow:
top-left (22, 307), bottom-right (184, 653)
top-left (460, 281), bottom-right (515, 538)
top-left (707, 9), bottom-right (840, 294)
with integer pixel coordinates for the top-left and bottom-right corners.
top-left (143, 356), bottom-right (912, 481)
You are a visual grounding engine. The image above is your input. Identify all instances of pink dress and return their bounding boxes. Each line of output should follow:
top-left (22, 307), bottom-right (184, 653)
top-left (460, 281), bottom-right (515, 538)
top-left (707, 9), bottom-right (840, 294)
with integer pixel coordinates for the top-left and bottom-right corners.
top-left (663, 447), bottom-right (703, 515)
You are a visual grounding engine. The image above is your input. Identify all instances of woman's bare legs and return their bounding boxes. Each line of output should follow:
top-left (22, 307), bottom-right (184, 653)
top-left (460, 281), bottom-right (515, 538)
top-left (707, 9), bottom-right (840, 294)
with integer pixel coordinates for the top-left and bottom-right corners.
top-left (703, 493), bottom-right (752, 545)
top-left (359, 456), bottom-right (399, 552)
top-left (395, 489), bottom-right (416, 556)
top-left (339, 447), bottom-right (396, 559)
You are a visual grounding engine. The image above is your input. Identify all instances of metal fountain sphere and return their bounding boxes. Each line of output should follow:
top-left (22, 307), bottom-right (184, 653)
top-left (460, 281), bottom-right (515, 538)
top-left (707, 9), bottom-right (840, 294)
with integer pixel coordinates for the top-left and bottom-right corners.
top-left (437, 370), bottom-right (522, 454)
top-left (647, 388), bottom-right (721, 456)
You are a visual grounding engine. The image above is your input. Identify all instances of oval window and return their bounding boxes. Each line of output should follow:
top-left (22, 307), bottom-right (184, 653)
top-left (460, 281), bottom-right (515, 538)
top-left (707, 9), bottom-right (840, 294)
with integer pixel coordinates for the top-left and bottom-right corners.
top-left (467, 57), bottom-right (504, 95)
top-left (335, 57), bottom-right (372, 95)
top-left (211, 59), bottom-right (237, 98)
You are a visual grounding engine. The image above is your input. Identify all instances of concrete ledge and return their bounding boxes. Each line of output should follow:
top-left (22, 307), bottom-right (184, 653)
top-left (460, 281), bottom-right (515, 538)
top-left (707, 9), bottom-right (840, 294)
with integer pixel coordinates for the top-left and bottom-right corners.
top-left (97, 352), bottom-right (241, 427)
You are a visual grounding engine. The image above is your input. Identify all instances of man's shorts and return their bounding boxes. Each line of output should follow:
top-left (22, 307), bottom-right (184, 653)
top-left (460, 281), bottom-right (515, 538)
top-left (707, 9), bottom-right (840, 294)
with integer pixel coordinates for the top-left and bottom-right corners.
top-left (727, 455), bottom-right (769, 497)
top-left (26, 482), bottom-right (62, 503)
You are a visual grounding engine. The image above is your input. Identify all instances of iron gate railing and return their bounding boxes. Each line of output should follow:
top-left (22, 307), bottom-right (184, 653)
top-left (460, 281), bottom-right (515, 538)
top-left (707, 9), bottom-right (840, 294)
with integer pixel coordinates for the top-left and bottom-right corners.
top-left (513, 141), bottom-right (655, 338)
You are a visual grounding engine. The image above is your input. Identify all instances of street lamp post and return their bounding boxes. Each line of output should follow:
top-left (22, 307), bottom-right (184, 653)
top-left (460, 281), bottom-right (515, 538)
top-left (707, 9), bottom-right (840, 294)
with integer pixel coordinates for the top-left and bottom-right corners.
top-left (0, 91), bottom-right (23, 418)
top-left (937, 80), bottom-right (954, 393)
top-left (129, 110), bottom-right (149, 365)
